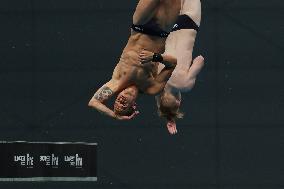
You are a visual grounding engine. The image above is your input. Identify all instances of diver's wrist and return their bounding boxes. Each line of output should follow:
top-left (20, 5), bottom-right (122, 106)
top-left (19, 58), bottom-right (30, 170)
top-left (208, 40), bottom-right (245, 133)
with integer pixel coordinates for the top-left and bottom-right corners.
top-left (152, 53), bottom-right (163, 62)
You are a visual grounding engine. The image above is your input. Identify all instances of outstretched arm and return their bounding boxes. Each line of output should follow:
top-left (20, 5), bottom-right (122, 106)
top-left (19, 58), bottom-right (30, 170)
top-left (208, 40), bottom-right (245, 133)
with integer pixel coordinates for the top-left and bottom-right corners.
top-left (88, 80), bottom-right (137, 120)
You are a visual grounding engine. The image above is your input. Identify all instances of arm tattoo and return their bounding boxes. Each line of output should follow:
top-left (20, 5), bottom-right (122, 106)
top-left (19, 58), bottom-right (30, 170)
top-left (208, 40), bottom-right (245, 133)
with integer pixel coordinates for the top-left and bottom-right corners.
top-left (94, 86), bottom-right (113, 102)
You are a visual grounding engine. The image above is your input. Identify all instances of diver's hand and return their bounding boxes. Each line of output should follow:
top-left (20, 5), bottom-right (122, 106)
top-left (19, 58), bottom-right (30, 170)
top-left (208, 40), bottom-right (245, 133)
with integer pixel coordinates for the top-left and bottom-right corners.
top-left (166, 120), bottom-right (178, 135)
top-left (114, 110), bottom-right (140, 121)
top-left (139, 50), bottom-right (154, 64)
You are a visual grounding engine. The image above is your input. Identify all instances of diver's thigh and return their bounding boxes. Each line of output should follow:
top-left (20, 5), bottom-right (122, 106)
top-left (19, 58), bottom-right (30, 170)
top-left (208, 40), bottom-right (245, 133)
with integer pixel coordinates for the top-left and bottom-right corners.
top-left (180, 0), bottom-right (201, 26)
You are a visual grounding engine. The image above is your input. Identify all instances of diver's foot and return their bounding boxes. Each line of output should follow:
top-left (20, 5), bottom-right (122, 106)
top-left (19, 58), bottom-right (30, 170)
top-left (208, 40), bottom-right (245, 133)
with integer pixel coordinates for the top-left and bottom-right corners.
top-left (166, 120), bottom-right (177, 135)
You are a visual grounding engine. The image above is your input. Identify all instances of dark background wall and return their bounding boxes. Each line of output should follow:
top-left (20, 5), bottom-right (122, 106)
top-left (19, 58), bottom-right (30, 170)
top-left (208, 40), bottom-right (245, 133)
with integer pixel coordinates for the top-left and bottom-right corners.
top-left (0, 0), bottom-right (283, 188)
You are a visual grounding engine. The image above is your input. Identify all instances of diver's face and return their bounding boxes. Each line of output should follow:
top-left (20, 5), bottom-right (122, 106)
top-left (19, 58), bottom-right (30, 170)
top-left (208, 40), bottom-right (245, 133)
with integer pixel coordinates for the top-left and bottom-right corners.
top-left (114, 88), bottom-right (138, 114)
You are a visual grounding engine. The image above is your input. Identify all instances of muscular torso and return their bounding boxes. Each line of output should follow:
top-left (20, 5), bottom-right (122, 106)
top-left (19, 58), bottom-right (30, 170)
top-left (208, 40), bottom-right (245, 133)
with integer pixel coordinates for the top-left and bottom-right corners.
top-left (112, 0), bottom-right (181, 93)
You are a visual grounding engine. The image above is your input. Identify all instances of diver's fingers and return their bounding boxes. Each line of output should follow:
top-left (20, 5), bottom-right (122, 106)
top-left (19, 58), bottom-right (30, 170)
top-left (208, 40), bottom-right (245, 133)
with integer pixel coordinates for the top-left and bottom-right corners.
top-left (139, 53), bottom-right (148, 60)
top-left (116, 116), bottom-right (130, 121)
top-left (140, 58), bottom-right (152, 64)
top-left (129, 111), bottom-right (139, 119)
top-left (139, 53), bottom-right (145, 57)
top-left (139, 56), bottom-right (147, 64)
top-left (168, 126), bottom-right (174, 135)
top-left (139, 54), bottom-right (151, 60)
top-left (141, 50), bottom-right (150, 54)
top-left (171, 123), bottom-right (177, 135)
top-left (171, 122), bottom-right (178, 135)
top-left (139, 50), bottom-right (150, 56)
top-left (173, 126), bottom-right (178, 134)
top-left (167, 122), bottom-right (175, 135)
top-left (171, 127), bottom-right (175, 135)
top-left (118, 111), bottom-right (138, 120)
top-left (121, 116), bottom-right (132, 120)
top-left (139, 53), bottom-right (146, 60)
top-left (188, 55), bottom-right (205, 78)
top-left (140, 50), bottom-right (154, 59)
top-left (166, 123), bottom-right (172, 134)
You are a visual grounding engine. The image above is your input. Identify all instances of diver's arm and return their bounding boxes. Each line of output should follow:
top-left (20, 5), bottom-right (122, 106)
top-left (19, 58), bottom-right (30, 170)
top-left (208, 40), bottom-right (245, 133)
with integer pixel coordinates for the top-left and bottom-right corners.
top-left (145, 61), bottom-right (177, 95)
top-left (88, 81), bottom-right (117, 119)
top-left (138, 50), bottom-right (177, 95)
top-left (139, 50), bottom-right (177, 68)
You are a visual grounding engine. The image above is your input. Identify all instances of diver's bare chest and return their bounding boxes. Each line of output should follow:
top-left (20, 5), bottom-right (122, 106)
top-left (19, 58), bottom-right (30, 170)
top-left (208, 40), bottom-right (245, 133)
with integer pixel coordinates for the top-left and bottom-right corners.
top-left (114, 62), bottom-right (155, 90)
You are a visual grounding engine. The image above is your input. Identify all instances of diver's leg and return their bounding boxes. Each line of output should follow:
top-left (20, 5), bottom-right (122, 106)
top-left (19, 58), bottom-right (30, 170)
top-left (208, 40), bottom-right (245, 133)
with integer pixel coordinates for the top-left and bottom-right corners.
top-left (180, 0), bottom-right (201, 26)
top-left (133, 0), bottom-right (160, 25)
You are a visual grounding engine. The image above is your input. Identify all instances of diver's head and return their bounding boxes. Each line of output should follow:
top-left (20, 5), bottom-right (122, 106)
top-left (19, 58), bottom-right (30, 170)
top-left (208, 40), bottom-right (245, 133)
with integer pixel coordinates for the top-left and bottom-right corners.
top-left (114, 86), bottom-right (138, 116)
top-left (157, 90), bottom-right (183, 121)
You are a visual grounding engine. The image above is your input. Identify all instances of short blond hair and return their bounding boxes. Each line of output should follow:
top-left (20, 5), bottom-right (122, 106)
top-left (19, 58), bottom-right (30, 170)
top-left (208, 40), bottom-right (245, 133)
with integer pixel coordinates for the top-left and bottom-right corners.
top-left (157, 92), bottom-right (184, 121)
